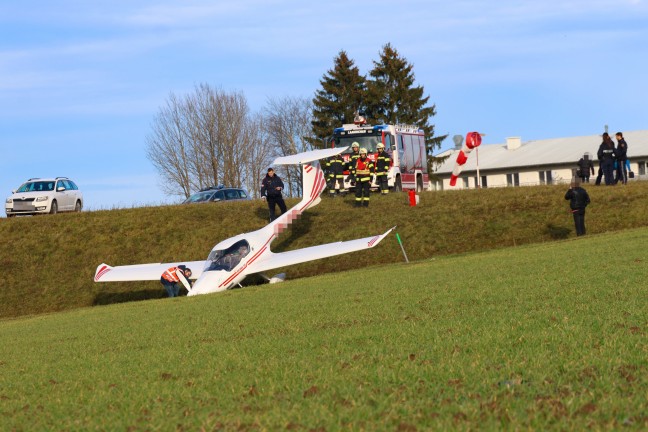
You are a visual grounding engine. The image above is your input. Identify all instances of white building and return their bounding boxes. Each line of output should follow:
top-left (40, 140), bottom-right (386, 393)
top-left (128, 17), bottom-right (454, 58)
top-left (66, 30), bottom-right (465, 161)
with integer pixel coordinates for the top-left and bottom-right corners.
top-left (431, 130), bottom-right (648, 190)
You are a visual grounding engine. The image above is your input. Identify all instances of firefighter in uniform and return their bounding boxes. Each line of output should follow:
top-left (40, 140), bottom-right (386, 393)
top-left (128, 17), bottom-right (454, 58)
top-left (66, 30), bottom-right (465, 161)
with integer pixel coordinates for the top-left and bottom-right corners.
top-left (160, 265), bottom-right (192, 298)
top-left (325, 154), bottom-right (346, 196)
top-left (353, 148), bottom-right (374, 207)
top-left (347, 142), bottom-right (361, 186)
top-left (375, 142), bottom-right (390, 195)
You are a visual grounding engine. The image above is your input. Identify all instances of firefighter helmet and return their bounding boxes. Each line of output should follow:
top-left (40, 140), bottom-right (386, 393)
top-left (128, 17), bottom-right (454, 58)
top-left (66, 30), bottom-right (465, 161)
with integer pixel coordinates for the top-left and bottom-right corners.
top-left (377, 143), bottom-right (385, 150)
top-left (351, 142), bottom-right (360, 149)
top-left (359, 147), bottom-right (368, 155)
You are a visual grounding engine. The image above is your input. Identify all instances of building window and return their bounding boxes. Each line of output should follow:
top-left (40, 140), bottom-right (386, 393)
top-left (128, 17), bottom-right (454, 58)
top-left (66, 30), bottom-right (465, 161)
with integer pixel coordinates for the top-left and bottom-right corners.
top-left (475, 176), bottom-right (487, 188)
top-left (539, 170), bottom-right (553, 185)
top-left (639, 161), bottom-right (646, 176)
top-left (462, 177), bottom-right (469, 188)
top-left (506, 173), bottom-right (520, 187)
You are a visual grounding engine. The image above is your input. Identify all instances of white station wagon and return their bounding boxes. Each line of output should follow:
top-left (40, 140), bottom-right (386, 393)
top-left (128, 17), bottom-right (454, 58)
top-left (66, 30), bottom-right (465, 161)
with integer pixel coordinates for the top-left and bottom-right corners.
top-left (5, 177), bottom-right (83, 217)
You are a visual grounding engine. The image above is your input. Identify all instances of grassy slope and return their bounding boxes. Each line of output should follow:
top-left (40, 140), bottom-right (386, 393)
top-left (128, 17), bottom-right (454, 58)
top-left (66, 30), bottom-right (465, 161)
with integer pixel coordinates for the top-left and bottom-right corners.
top-left (0, 228), bottom-right (645, 430)
top-left (2, 181), bottom-right (648, 318)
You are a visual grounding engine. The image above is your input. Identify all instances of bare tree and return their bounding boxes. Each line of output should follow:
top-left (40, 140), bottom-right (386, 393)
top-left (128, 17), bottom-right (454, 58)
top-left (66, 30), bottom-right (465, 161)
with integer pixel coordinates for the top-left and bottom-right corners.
top-left (146, 84), bottom-right (266, 199)
top-left (263, 96), bottom-right (314, 197)
top-left (243, 116), bottom-right (274, 198)
top-left (146, 93), bottom-right (194, 198)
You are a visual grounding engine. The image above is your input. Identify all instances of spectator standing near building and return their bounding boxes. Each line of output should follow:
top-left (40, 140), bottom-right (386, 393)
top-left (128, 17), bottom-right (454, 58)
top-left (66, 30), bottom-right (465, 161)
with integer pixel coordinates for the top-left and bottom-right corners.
top-left (615, 132), bottom-right (629, 184)
top-left (374, 142), bottom-right (391, 195)
top-left (564, 178), bottom-right (591, 237)
top-left (325, 153), bottom-right (346, 197)
top-left (353, 148), bottom-right (374, 207)
top-left (260, 168), bottom-right (287, 222)
top-left (596, 132), bottom-right (616, 185)
top-left (576, 153), bottom-right (595, 183)
top-left (160, 265), bottom-right (192, 298)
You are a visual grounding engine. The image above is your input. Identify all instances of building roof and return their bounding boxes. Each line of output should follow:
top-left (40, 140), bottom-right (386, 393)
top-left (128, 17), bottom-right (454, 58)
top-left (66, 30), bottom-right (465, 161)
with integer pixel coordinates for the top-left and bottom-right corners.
top-left (433, 130), bottom-right (648, 174)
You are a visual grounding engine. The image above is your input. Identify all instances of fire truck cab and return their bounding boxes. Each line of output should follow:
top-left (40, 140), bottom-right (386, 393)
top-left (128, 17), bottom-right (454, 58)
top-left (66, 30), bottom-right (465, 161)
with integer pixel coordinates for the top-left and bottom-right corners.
top-left (330, 122), bottom-right (429, 192)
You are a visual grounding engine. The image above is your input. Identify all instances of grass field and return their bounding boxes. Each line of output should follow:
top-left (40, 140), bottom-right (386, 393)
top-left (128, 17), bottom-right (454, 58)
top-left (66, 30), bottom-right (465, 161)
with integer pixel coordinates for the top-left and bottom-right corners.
top-left (3, 181), bottom-right (648, 318)
top-left (1, 228), bottom-right (646, 430)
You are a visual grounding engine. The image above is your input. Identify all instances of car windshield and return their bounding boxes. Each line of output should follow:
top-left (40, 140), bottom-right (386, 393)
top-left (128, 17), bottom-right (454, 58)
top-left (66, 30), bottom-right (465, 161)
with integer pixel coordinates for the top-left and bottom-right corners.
top-left (333, 133), bottom-right (382, 154)
top-left (204, 240), bottom-right (250, 272)
top-left (17, 181), bottom-right (55, 192)
top-left (184, 190), bottom-right (215, 203)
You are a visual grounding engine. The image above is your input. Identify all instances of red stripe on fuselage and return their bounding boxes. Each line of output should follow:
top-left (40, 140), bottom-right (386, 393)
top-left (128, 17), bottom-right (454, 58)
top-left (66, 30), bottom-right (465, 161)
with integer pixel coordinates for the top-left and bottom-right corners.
top-left (219, 245), bottom-right (269, 288)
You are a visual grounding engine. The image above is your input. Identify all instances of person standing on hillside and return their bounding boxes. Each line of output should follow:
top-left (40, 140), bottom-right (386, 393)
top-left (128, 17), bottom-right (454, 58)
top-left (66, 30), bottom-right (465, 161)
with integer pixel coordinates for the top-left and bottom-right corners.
top-left (353, 148), bottom-right (374, 207)
top-left (260, 168), bottom-right (287, 222)
top-left (374, 142), bottom-right (391, 195)
top-left (160, 265), bottom-right (192, 297)
top-left (596, 132), bottom-right (616, 186)
top-left (325, 153), bottom-right (346, 197)
top-left (614, 132), bottom-right (629, 184)
top-left (564, 178), bottom-right (591, 237)
top-left (346, 142), bottom-right (361, 186)
top-left (576, 153), bottom-right (595, 183)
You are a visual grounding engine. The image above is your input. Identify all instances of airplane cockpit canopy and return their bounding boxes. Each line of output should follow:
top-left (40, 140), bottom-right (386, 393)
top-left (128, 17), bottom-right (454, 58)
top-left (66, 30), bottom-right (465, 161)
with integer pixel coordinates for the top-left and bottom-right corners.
top-left (204, 239), bottom-right (250, 272)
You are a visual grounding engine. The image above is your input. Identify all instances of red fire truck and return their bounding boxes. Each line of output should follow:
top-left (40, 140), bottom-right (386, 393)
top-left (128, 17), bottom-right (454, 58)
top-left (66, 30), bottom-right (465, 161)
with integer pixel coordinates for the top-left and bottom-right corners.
top-left (330, 121), bottom-right (429, 192)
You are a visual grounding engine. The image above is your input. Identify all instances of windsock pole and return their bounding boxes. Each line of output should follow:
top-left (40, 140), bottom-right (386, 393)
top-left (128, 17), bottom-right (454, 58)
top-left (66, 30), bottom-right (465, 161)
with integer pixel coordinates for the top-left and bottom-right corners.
top-left (396, 232), bottom-right (409, 263)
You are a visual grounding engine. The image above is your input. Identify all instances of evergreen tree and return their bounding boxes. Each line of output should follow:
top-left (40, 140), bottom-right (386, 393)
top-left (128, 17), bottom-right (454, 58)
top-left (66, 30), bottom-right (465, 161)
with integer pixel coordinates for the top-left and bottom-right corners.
top-left (366, 43), bottom-right (446, 170)
top-left (310, 51), bottom-right (366, 148)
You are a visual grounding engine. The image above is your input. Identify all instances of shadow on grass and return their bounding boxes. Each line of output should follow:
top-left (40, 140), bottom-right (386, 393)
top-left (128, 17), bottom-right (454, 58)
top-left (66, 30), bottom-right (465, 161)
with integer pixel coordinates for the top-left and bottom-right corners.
top-left (546, 223), bottom-right (571, 239)
top-left (93, 289), bottom-right (166, 305)
top-left (272, 212), bottom-right (314, 252)
top-left (254, 206), bottom-right (271, 223)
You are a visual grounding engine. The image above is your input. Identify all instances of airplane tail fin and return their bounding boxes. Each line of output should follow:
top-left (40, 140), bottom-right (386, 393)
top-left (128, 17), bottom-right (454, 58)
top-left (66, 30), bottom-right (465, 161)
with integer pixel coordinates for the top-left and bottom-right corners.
top-left (271, 146), bottom-right (349, 214)
top-left (299, 162), bottom-right (324, 212)
top-left (260, 147), bottom-right (349, 238)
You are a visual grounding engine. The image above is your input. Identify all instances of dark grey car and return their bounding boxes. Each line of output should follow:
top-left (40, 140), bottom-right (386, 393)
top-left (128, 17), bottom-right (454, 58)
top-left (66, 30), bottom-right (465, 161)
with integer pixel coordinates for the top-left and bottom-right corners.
top-left (182, 187), bottom-right (250, 204)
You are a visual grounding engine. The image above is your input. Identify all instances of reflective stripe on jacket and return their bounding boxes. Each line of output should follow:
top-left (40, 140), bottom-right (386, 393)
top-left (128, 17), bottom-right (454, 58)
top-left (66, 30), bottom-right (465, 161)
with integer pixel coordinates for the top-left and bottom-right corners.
top-left (347, 152), bottom-right (361, 172)
top-left (325, 156), bottom-right (345, 178)
top-left (375, 151), bottom-right (390, 176)
top-left (162, 267), bottom-right (181, 283)
top-left (354, 158), bottom-right (374, 182)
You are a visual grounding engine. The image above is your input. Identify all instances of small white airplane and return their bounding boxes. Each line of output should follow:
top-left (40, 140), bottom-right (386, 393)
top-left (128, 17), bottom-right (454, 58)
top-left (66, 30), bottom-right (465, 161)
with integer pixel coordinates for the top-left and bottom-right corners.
top-left (94, 147), bottom-right (395, 296)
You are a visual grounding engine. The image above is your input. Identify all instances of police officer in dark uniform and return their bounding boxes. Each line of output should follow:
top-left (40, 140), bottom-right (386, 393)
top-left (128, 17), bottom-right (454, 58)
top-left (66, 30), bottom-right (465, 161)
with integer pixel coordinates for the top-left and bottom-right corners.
top-left (596, 132), bottom-right (616, 186)
top-left (615, 132), bottom-right (629, 184)
top-left (374, 142), bottom-right (391, 195)
top-left (260, 168), bottom-right (287, 221)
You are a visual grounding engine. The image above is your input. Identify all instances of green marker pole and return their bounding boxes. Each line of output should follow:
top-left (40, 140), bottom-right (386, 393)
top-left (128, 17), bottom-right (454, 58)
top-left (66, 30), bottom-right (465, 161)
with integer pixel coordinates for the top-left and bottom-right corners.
top-left (396, 232), bottom-right (409, 263)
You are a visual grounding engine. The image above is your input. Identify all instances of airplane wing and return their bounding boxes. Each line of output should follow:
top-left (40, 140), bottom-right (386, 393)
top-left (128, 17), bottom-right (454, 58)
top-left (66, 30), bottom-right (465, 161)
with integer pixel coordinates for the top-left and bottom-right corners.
top-left (94, 260), bottom-right (207, 282)
top-left (247, 227), bottom-right (395, 274)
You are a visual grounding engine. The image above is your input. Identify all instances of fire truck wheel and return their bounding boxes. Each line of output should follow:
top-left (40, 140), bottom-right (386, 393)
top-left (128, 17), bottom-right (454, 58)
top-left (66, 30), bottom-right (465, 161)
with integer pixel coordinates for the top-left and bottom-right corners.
top-left (416, 175), bottom-right (423, 193)
top-left (393, 176), bottom-right (402, 192)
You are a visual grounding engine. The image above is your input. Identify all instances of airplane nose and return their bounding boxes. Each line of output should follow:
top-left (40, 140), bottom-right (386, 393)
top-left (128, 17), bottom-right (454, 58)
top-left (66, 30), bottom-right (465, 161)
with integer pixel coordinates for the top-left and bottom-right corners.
top-left (187, 270), bottom-right (229, 296)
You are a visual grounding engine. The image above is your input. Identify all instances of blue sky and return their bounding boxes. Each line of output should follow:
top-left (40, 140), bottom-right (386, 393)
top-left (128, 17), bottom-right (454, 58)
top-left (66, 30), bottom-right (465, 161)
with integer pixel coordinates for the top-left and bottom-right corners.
top-left (1, 0), bottom-right (647, 211)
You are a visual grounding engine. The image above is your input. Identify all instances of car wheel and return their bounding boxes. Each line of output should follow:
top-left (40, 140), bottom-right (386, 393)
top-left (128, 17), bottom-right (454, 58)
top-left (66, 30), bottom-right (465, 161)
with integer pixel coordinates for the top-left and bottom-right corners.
top-left (75, 200), bottom-right (82, 212)
top-left (393, 176), bottom-right (402, 192)
top-left (50, 201), bottom-right (58, 215)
